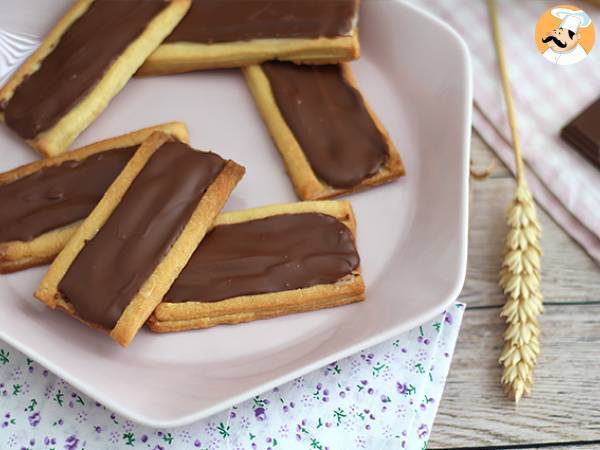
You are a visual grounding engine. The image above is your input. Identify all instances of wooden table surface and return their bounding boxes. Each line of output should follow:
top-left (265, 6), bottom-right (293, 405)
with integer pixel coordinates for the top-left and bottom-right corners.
top-left (428, 132), bottom-right (600, 450)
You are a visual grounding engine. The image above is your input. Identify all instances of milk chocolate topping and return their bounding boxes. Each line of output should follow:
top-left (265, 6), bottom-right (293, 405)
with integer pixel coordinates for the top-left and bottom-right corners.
top-left (262, 62), bottom-right (388, 189)
top-left (4, 0), bottom-right (168, 139)
top-left (165, 0), bottom-right (357, 44)
top-left (561, 97), bottom-right (600, 169)
top-left (0, 147), bottom-right (135, 243)
top-left (166, 213), bottom-right (359, 303)
top-left (58, 141), bottom-right (226, 328)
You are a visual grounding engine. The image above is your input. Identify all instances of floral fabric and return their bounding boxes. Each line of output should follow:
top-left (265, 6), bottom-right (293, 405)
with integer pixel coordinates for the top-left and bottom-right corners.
top-left (0, 304), bottom-right (464, 450)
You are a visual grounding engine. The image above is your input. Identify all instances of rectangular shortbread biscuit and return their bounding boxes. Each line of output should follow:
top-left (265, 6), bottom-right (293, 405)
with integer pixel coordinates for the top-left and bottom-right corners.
top-left (0, 0), bottom-right (191, 156)
top-left (35, 131), bottom-right (245, 346)
top-left (0, 122), bottom-right (188, 273)
top-left (244, 62), bottom-right (404, 200)
top-left (137, 0), bottom-right (360, 75)
top-left (148, 200), bottom-right (365, 332)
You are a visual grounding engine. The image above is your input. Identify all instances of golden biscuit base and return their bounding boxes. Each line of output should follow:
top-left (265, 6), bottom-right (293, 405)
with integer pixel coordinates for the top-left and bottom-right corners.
top-left (148, 200), bottom-right (365, 332)
top-left (35, 131), bottom-right (245, 346)
top-left (137, 29), bottom-right (360, 76)
top-left (244, 63), bottom-right (405, 200)
top-left (0, 0), bottom-right (191, 157)
top-left (0, 122), bottom-right (189, 274)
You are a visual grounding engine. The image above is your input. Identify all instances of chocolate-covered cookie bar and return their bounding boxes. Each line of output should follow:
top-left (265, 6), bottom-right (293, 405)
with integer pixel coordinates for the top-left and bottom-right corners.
top-left (244, 62), bottom-right (404, 200)
top-left (0, 0), bottom-right (191, 156)
top-left (0, 122), bottom-right (188, 273)
top-left (138, 0), bottom-right (360, 75)
top-left (35, 131), bottom-right (245, 346)
top-left (148, 200), bottom-right (365, 332)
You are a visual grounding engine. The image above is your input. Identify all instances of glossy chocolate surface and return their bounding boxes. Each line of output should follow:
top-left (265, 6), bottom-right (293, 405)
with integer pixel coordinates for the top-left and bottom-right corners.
top-left (262, 62), bottom-right (388, 188)
top-left (5, 0), bottom-right (167, 139)
top-left (0, 146), bottom-right (135, 242)
top-left (59, 141), bottom-right (225, 328)
top-left (561, 97), bottom-right (600, 168)
top-left (166, 213), bottom-right (359, 302)
top-left (165, 0), bottom-right (356, 43)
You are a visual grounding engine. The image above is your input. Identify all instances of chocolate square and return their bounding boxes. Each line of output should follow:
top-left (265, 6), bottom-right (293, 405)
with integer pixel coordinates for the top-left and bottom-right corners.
top-left (561, 97), bottom-right (600, 169)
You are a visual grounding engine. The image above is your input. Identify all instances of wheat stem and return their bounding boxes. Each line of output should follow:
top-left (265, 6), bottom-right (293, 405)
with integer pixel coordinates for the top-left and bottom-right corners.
top-left (487, 0), bottom-right (544, 403)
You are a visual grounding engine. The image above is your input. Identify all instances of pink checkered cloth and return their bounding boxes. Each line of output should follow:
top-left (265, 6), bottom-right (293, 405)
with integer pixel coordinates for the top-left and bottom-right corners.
top-left (415, 0), bottom-right (600, 261)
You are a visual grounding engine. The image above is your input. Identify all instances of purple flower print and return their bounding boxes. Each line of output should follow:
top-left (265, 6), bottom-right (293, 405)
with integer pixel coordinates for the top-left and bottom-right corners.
top-left (293, 377), bottom-right (305, 389)
top-left (396, 403), bottom-right (408, 418)
top-left (10, 367), bottom-right (22, 380)
top-left (350, 359), bottom-right (361, 374)
top-left (64, 434), bottom-right (79, 450)
top-left (122, 419), bottom-right (134, 432)
top-left (108, 431), bottom-right (119, 444)
top-left (7, 433), bottom-right (17, 447)
top-left (44, 436), bottom-right (57, 446)
top-left (254, 407), bottom-right (266, 421)
top-left (417, 423), bottom-right (429, 439)
top-left (179, 430), bottom-right (192, 443)
top-left (382, 425), bottom-right (393, 439)
top-left (300, 393), bottom-right (313, 407)
top-left (28, 411), bottom-right (41, 427)
top-left (313, 383), bottom-right (330, 401)
top-left (279, 424), bottom-right (289, 438)
top-left (360, 352), bottom-right (374, 365)
top-left (416, 349), bottom-right (428, 362)
top-left (417, 336), bottom-right (431, 345)
top-left (445, 312), bottom-right (454, 325)
top-left (153, 446), bottom-right (165, 450)
top-left (396, 382), bottom-right (408, 395)
top-left (355, 435), bottom-right (367, 448)
top-left (282, 400), bottom-right (295, 413)
top-left (44, 386), bottom-right (53, 399)
top-left (239, 416), bottom-right (250, 429)
top-left (193, 439), bottom-right (201, 447)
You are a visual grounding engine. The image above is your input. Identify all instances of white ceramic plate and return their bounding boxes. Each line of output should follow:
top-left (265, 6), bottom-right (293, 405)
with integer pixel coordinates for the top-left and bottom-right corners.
top-left (0, 0), bottom-right (471, 428)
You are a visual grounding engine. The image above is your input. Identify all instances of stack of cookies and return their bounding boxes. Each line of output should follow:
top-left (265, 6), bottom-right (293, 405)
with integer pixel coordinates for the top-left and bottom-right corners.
top-left (0, 0), bottom-right (404, 346)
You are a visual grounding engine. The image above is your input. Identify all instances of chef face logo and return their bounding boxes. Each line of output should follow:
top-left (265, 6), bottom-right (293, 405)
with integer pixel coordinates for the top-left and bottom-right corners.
top-left (535, 5), bottom-right (595, 65)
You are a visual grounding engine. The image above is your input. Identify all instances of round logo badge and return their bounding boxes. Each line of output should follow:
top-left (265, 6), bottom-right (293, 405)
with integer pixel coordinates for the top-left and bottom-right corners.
top-left (535, 5), bottom-right (595, 65)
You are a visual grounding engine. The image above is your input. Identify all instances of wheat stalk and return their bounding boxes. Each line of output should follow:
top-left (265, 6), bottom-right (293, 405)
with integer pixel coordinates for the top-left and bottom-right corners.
top-left (488, 0), bottom-right (544, 402)
top-left (498, 181), bottom-right (543, 401)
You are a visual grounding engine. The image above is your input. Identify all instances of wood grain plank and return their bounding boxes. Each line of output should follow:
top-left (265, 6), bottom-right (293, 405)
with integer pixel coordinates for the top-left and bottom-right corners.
top-left (429, 304), bottom-right (600, 448)
top-left (464, 176), bottom-right (599, 306)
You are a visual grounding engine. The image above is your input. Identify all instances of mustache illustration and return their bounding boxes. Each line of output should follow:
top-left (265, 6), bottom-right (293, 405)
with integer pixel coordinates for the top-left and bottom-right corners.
top-left (542, 35), bottom-right (567, 48)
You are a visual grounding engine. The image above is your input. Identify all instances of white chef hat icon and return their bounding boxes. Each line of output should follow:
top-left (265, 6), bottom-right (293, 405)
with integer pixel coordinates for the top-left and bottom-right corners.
top-left (551, 8), bottom-right (592, 33)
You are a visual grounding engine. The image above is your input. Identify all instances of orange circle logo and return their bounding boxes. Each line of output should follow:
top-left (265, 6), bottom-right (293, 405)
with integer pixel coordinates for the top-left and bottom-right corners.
top-left (535, 5), bottom-right (595, 65)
